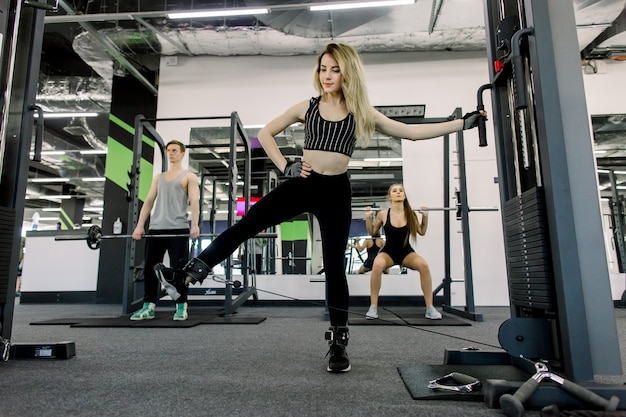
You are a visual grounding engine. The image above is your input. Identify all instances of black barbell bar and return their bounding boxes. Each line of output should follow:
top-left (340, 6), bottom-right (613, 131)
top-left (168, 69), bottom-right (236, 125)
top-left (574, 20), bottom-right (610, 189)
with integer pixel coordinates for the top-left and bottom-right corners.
top-left (351, 206), bottom-right (498, 212)
top-left (55, 225), bottom-right (277, 250)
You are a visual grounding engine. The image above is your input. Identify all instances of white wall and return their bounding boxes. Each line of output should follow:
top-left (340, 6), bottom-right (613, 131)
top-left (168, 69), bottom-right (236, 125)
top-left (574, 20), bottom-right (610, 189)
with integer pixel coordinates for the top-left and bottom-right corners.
top-left (156, 50), bottom-right (626, 306)
top-left (21, 236), bottom-right (99, 292)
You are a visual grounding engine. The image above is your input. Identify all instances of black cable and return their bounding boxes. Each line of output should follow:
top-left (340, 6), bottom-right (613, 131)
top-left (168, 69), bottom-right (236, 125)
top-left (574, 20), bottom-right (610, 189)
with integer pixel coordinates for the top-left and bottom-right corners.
top-left (214, 272), bottom-right (503, 350)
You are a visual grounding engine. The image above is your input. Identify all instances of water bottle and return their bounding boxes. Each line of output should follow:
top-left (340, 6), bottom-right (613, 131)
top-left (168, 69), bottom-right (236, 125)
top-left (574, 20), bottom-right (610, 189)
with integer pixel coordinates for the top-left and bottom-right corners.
top-left (113, 217), bottom-right (122, 235)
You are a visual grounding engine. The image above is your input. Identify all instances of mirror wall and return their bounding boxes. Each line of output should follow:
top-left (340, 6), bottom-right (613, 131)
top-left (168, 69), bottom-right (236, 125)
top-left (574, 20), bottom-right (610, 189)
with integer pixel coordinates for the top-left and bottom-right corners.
top-left (187, 124), bottom-right (403, 275)
top-left (593, 113), bottom-right (626, 274)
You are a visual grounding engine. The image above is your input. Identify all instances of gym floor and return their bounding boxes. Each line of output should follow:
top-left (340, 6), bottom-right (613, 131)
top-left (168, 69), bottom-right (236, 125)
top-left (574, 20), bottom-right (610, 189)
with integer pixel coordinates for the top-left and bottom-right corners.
top-left (2, 302), bottom-right (626, 416)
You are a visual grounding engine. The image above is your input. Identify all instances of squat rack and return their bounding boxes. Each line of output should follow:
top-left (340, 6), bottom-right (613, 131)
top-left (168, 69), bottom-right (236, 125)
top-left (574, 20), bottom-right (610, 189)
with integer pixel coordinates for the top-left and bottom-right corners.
top-left (379, 107), bottom-right (496, 321)
top-left (123, 112), bottom-right (257, 316)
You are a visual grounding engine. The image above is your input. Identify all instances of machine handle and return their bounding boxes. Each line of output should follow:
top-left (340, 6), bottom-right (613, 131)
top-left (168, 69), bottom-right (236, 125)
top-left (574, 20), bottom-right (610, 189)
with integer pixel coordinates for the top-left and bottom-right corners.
top-left (499, 378), bottom-right (538, 417)
top-left (476, 84), bottom-right (493, 147)
top-left (559, 379), bottom-right (619, 411)
top-left (510, 28), bottom-right (534, 110)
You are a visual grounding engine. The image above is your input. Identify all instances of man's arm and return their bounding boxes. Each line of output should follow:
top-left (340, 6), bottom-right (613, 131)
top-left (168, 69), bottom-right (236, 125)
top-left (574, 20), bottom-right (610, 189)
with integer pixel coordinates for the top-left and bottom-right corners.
top-left (132, 175), bottom-right (159, 240)
top-left (187, 173), bottom-right (200, 239)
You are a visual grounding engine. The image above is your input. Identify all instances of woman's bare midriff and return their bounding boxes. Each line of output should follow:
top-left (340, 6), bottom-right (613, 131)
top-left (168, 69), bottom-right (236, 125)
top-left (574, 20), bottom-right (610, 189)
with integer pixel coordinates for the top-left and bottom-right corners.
top-left (303, 149), bottom-right (350, 175)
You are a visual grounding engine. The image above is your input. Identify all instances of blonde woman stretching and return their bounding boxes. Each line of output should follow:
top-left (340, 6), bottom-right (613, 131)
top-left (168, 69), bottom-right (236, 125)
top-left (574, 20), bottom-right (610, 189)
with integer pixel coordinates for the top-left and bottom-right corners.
top-left (159, 43), bottom-right (483, 373)
top-left (364, 184), bottom-right (442, 320)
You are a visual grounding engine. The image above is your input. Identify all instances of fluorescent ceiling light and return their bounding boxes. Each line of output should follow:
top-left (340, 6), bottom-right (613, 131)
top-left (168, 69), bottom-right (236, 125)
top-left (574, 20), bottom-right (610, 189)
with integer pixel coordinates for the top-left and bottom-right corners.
top-left (32, 150), bottom-right (66, 156)
top-left (25, 195), bottom-right (74, 200)
top-left (43, 112), bottom-right (99, 118)
top-left (42, 208), bottom-right (62, 212)
top-left (168, 8), bottom-right (268, 19)
top-left (81, 177), bottom-right (106, 182)
top-left (594, 150), bottom-right (607, 154)
top-left (29, 177), bottom-right (70, 183)
top-left (84, 207), bottom-right (104, 212)
top-left (310, 0), bottom-right (414, 12)
top-left (43, 195), bottom-right (74, 200)
top-left (80, 149), bottom-right (108, 155)
top-left (30, 149), bottom-right (108, 156)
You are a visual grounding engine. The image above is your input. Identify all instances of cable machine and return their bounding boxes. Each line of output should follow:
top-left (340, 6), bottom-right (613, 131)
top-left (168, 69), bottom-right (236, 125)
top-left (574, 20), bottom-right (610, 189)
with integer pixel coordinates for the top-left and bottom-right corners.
top-left (445, 0), bottom-right (626, 408)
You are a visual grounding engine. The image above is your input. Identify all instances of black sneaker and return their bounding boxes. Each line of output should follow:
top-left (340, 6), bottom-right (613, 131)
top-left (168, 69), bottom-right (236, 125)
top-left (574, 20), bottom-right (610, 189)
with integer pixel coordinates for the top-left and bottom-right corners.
top-left (327, 344), bottom-right (351, 373)
top-left (154, 263), bottom-right (181, 301)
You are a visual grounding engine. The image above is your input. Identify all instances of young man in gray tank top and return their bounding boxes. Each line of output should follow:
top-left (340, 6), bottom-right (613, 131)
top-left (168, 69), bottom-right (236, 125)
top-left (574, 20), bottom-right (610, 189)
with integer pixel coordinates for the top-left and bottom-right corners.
top-left (130, 140), bottom-right (200, 321)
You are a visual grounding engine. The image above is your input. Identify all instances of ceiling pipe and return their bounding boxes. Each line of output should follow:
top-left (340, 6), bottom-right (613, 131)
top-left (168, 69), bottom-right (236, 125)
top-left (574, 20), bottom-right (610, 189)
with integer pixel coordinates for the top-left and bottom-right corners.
top-left (57, 0), bottom-right (158, 96)
top-left (133, 16), bottom-right (194, 56)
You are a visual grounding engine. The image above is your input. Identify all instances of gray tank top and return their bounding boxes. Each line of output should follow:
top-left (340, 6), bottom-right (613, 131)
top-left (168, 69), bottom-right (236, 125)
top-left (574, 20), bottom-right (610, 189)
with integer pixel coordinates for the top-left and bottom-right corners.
top-left (149, 170), bottom-right (190, 230)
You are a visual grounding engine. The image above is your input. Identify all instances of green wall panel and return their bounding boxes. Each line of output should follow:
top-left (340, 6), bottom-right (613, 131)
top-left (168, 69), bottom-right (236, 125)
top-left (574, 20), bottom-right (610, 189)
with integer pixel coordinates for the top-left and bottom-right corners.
top-left (104, 137), bottom-right (153, 203)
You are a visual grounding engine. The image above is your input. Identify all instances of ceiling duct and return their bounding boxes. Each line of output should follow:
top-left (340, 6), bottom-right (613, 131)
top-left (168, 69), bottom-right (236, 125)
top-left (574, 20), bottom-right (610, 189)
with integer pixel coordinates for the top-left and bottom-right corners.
top-left (71, 25), bottom-right (486, 80)
top-left (62, 0), bottom-right (626, 87)
top-left (61, 116), bottom-right (107, 152)
top-left (36, 76), bottom-right (111, 113)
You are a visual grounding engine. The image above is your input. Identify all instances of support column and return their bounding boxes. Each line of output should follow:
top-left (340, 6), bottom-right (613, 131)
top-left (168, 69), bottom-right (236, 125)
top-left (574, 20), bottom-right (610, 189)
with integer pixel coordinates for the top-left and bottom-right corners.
top-left (96, 73), bottom-right (157, 304)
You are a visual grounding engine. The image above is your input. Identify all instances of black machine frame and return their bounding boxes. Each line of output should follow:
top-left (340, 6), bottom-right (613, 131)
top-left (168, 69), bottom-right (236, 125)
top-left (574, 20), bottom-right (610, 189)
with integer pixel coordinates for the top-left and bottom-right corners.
top-left (0, 0), bottom-right (77, 360)
top-left (442, 0), bottom-right (626, 408)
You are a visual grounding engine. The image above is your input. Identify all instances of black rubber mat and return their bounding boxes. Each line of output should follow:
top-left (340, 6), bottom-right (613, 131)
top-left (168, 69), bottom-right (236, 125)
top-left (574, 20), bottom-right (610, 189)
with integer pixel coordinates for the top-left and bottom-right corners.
top-left (349, 306), bottom-right (471, 326)
top-left (397, 364), bottom-right (530, 401)
top-left (30, 308), bottom-right (266, 328)
top-left (30, 318), bottom-right (88, 325)
top-left (203, 316), bottom-right (267, 324)
top-left (71, 316), bottom-right (202, 328)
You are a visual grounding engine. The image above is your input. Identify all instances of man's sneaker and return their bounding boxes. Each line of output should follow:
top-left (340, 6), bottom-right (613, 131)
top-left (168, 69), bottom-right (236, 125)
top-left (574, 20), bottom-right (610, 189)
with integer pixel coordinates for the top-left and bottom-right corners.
top-left (154, 264), bottom-right (181, 301)
top-left (327, 344), bottom-right (351, 373)
top-left (173, 302), bottom-right (188, 321)
top-left (365, 304), bottom-right (378, 320)
top-left (130, 302), bottom-right (155, 321)
top-left (425, 305), bottom-right (442, 320)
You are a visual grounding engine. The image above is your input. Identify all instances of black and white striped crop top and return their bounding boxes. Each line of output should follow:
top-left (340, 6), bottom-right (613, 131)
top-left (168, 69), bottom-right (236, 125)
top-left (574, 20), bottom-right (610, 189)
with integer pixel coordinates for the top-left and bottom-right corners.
top-left (304, 96), bottom-right (356, 157)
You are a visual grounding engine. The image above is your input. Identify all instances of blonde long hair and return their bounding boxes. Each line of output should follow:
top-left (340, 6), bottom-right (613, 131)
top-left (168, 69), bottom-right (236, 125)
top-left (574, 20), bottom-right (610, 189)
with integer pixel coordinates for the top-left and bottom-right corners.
top-left (313, 43), bottom-right (375, 147)
top-left (388, 183), bottom-right (419, 247)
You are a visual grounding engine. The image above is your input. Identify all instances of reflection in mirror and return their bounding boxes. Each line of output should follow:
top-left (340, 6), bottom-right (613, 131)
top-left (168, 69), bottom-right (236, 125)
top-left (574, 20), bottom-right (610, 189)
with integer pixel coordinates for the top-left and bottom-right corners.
top-left (593, 113), bottom-right (626, 273)
top-left (186, 125), bottom-right (403, 275)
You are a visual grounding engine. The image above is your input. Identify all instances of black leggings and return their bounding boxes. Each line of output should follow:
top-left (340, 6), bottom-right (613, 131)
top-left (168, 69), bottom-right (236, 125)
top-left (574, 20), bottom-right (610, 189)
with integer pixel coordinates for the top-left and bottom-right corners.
top-left (144, 229), bottom-right (190, 303)
top-left (197, 171), bottom-right (352, 326)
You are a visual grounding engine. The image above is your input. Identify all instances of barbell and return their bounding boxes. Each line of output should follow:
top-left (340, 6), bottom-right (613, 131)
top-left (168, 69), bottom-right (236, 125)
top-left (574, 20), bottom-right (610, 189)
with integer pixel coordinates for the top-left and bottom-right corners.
top-left (54, 225), bottom-right (277, 251)
top-left (351, 206), bottom-right (498, 212)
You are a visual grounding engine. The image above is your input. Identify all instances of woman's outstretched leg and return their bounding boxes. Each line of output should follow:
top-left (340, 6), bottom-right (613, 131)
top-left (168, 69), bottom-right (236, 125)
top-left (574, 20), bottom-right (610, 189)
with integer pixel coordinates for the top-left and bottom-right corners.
top-left (180, 178), bottom-right (309, 284)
